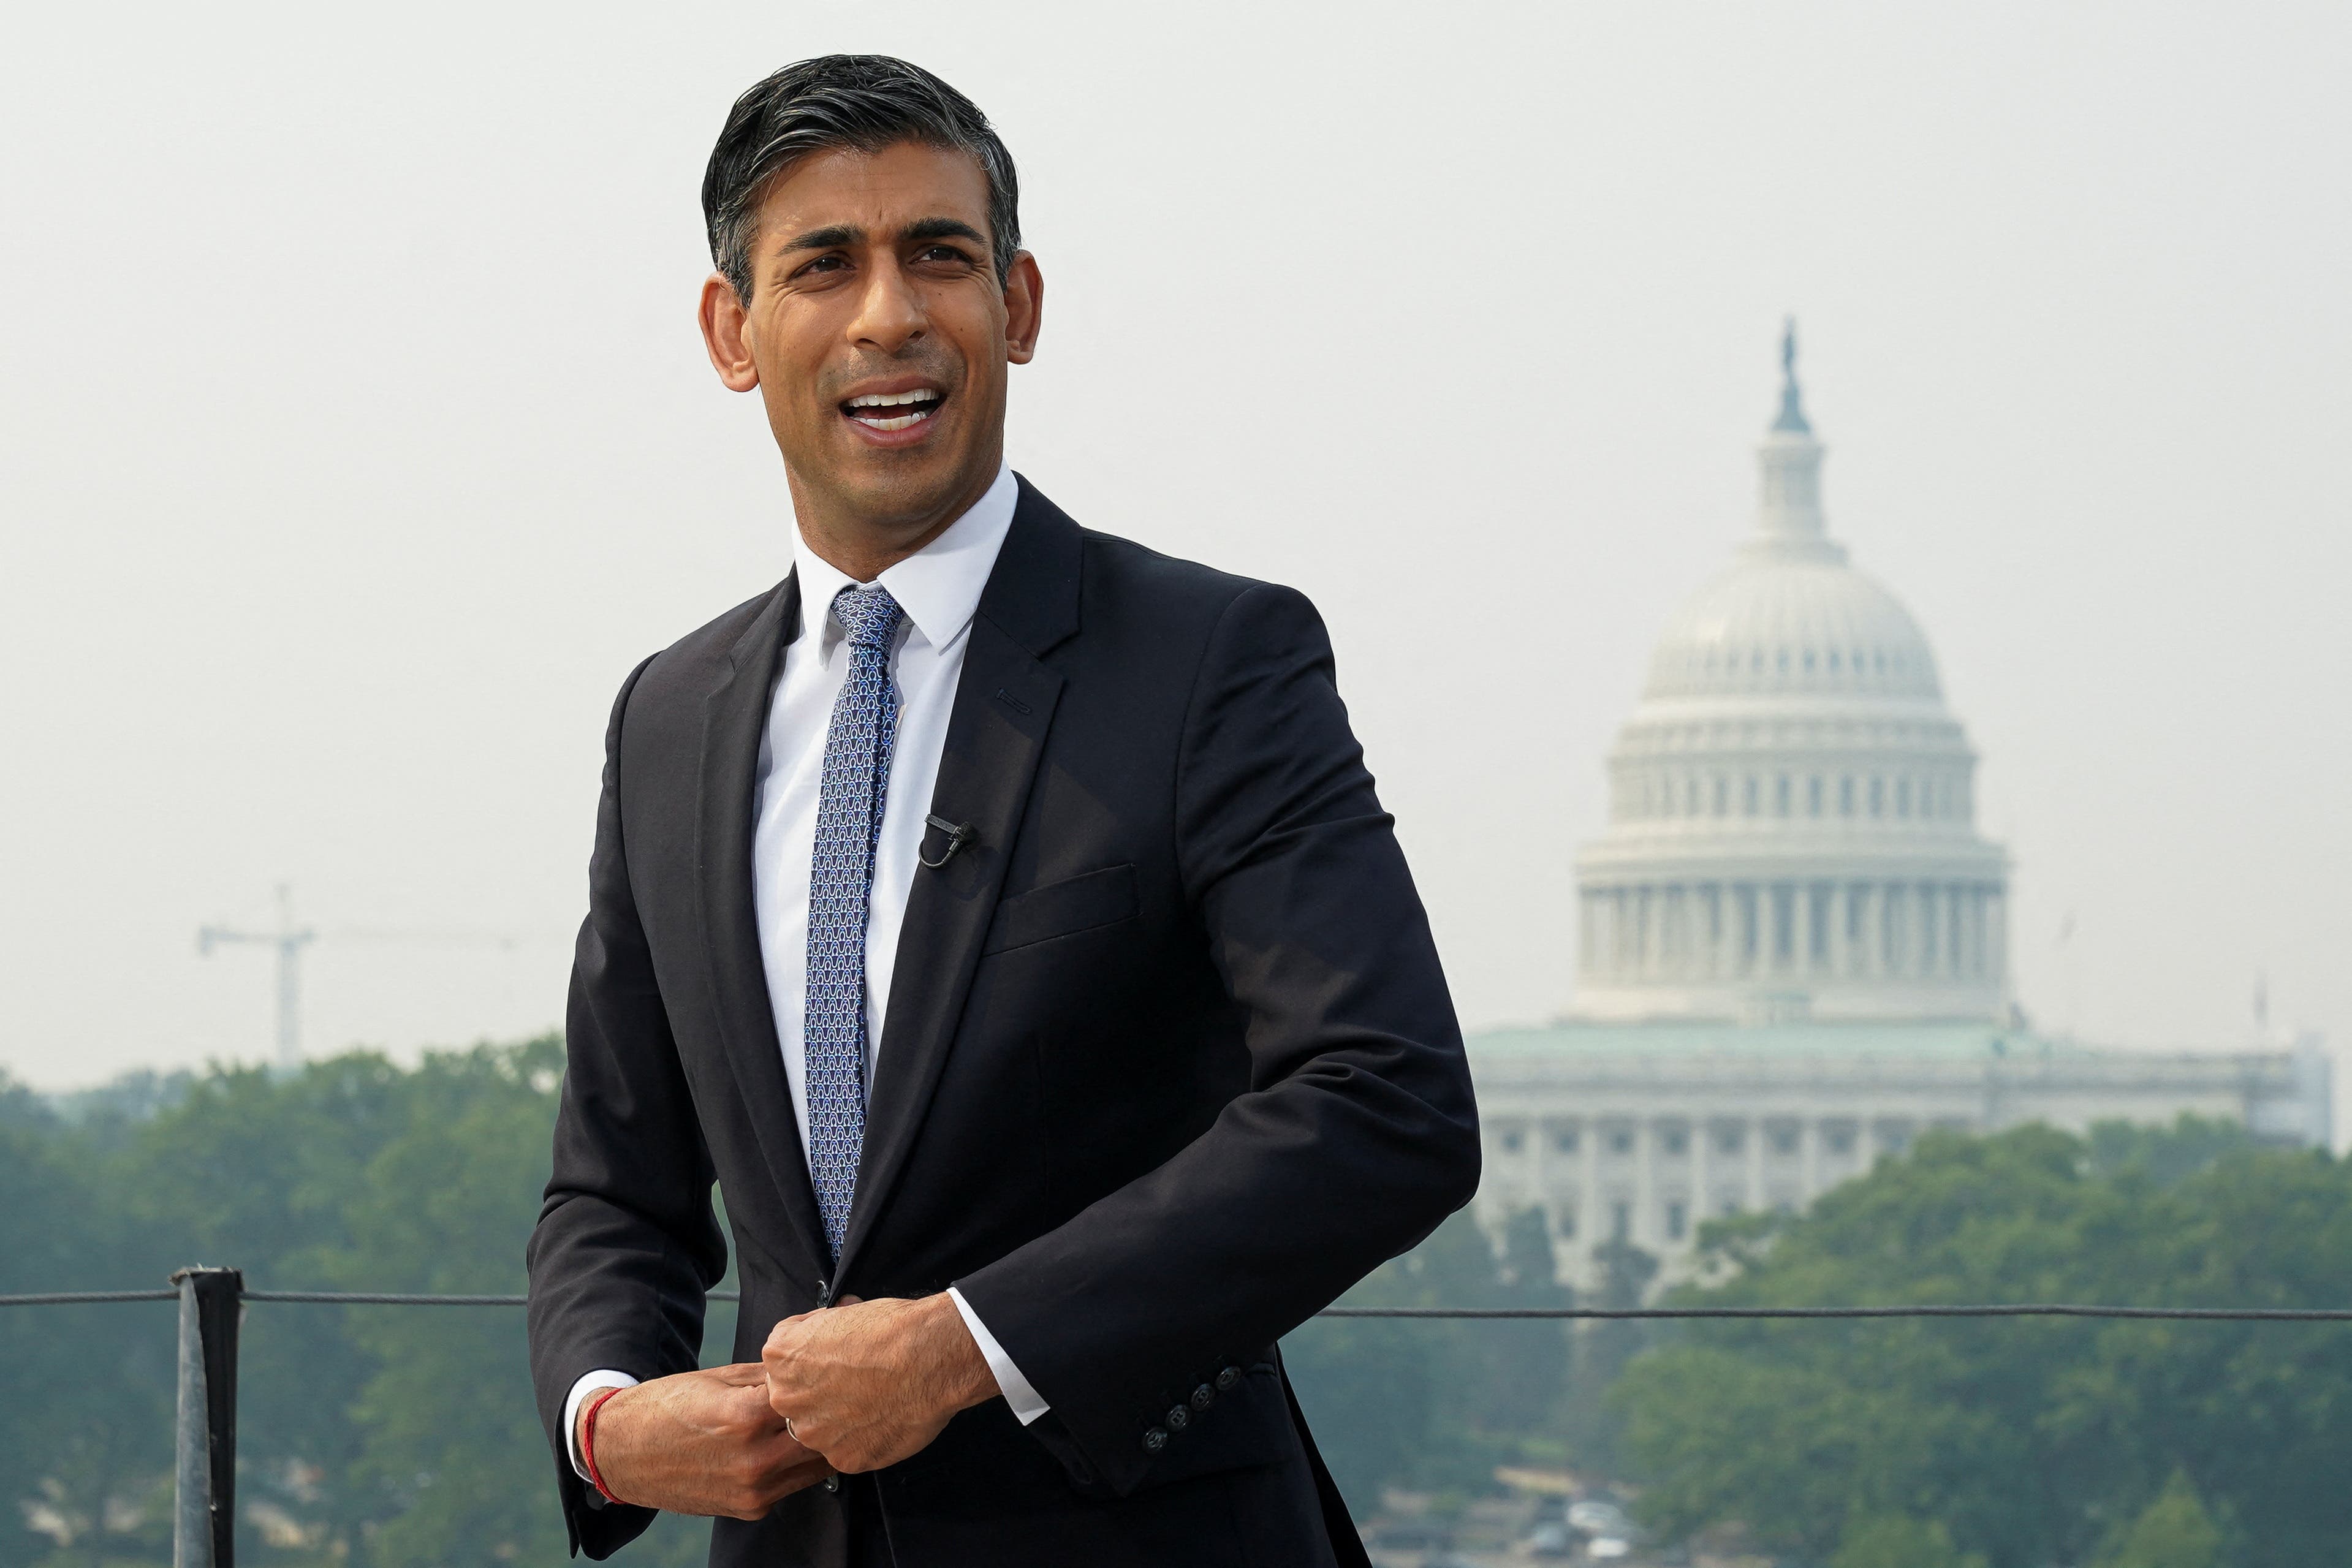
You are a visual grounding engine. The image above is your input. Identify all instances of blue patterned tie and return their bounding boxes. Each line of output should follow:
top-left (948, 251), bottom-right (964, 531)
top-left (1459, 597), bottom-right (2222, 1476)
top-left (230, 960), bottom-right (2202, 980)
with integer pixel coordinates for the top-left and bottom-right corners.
top-left (805, 583), bottom-right (903, 1262)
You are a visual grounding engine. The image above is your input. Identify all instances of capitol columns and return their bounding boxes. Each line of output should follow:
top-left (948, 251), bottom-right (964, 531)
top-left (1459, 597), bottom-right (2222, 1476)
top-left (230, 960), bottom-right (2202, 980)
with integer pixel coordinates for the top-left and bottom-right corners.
top-left (1950, 884), bottom-right (1968, 979)
top-left (1745, 1114), bottom-right (1766, 1209)
top-left (1989, 887), bottom-right (2008, 987)
top-left (1580, 1114), bottom-right (1601, 1251)
top-left (1862, 882), bottom-right (1884, 978)
top-left (1691, 1111), bottom-right (1713, 1219)
top-left (1827, 881), bottom-right (1850, 980)
top-left (1970, 885), bottom-right (1989, 981)
top-left (1710, 884), bottom-right (1732, 980)
top-left (1635, 1118), bottom-right (1658, 1245)
top-left (1644, 886), bottom-right (1667, 982)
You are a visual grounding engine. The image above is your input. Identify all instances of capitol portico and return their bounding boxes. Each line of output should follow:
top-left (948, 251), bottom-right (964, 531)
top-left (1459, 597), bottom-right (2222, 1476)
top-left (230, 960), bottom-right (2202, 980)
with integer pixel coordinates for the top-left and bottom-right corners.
top-left (1466, 330), bottom-right (2331, 1287)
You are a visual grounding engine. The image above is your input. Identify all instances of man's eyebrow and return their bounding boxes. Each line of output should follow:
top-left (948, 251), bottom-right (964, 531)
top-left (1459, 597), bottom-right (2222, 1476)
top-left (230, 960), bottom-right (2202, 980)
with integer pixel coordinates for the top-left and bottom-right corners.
top-left (902, 217), bottom-right (988, 248)
top-left (778, 222), bottom-right (864, 255)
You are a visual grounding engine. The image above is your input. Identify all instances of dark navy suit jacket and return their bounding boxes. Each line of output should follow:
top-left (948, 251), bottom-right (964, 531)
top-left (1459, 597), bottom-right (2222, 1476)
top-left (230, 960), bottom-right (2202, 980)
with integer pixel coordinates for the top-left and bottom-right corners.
top-left (526, 479), bottom-right (1480, 1567)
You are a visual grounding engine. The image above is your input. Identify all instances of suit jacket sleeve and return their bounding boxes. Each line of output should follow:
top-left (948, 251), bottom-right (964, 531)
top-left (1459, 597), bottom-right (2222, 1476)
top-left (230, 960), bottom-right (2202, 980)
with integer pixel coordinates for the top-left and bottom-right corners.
top-left (954, 582), bottom-right (1482, 1493)
top-left (526, 654), bottom-right (730, 1558)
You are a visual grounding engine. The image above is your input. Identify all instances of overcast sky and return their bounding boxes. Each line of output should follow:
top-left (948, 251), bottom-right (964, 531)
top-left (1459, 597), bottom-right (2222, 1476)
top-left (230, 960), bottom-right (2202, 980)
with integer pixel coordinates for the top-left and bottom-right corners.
top-left (3, 2), bottom-right (2346, 1121)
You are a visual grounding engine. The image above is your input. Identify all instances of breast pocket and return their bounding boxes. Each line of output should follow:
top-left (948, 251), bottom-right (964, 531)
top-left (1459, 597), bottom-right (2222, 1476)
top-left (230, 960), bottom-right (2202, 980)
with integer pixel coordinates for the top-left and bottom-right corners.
top-left (979, 863), bottom-right (1140, 956)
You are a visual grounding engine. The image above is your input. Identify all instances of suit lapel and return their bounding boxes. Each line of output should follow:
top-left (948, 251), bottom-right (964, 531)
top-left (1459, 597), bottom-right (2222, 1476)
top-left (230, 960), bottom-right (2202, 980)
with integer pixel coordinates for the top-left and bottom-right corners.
top-left (839, 480), bottom-right (1082, 1279)
top-left (696, 571), bottom-right (831, 1274)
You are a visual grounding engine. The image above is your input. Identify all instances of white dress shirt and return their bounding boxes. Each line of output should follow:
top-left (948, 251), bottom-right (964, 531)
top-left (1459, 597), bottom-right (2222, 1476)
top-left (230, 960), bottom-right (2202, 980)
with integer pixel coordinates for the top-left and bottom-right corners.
top-left (564, 465), bottom-right (1049, 1480)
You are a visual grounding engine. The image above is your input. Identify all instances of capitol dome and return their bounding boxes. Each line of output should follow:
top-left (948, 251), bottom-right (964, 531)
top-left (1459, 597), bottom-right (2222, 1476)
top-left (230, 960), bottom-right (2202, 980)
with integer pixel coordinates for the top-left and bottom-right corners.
top-left (1642, 557), bottom-right (1941, 703)
top-left (1572, 329), bottom-right (2009, 1025)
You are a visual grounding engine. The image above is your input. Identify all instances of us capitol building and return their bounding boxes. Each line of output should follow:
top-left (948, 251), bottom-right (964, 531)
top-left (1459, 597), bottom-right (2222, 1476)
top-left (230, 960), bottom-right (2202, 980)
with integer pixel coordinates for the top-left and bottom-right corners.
top-left (1468, 331), bottom-right (2332, 1286)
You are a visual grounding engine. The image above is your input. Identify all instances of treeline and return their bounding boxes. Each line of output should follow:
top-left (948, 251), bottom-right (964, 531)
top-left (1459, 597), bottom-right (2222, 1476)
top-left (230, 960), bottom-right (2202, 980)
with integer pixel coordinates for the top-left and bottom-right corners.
top-left (3, 1040), bottom-right (2343, 1566)
top-left (1610, 1119), bottom-right (2352, 1567)
top-left (0, 1039), bottom-right (718, 1567)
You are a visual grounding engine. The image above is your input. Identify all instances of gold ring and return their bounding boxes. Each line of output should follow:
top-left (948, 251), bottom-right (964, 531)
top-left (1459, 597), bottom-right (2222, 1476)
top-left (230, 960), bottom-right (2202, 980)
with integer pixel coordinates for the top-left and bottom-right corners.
top-left (784, 1415), bottom-right (799, 1442)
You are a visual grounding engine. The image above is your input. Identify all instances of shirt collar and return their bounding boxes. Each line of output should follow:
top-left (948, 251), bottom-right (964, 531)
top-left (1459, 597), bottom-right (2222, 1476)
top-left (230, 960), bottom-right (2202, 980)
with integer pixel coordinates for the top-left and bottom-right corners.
top-left (790, 463), bottom-right (1018, 653)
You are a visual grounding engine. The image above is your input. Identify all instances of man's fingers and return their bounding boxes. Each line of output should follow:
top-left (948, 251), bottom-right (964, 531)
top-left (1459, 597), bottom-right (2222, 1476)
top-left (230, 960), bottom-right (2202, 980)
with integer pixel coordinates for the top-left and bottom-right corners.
top-left (833, 1292), bottom-right (865, 1306)
top-left (761, 1450), bottom-right (836, 1506)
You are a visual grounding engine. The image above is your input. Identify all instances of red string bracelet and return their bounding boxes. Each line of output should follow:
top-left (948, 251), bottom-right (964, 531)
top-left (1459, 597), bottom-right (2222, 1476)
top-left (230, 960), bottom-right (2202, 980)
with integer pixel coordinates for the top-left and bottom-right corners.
top-left (582, 1385), bottom-right (626, 1504)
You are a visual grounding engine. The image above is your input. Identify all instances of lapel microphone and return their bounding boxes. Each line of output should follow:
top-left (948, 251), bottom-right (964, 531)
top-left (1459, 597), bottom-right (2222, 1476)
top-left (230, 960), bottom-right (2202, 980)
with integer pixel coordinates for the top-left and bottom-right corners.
top-left (920, 814), bottom-right (976, 869)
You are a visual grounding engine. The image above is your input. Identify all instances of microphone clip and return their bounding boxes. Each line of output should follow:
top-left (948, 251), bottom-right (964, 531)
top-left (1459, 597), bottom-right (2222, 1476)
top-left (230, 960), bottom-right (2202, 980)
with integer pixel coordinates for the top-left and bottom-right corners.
top-left (919, 814), bottom-right (976, 869)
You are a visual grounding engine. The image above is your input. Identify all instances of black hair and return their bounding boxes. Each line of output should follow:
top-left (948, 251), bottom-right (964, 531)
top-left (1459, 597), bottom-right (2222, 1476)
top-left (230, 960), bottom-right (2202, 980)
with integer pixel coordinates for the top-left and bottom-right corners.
top-left (702, 55), bottom-right (1021, 301)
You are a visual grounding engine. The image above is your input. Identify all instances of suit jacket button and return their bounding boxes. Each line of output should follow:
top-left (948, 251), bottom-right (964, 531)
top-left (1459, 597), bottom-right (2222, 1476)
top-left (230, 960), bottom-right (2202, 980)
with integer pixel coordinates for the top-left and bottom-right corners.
top-left (1191, 1384), bottom-right (1215, 1411)
top-left (1216, 1365), bottom-right (1242, 1391)
top-left (1142, 1426), bottom-right (1168, 1453)
top-left (824, 1474), bottom-right (841, 1494)
top-left (1165, 1405), bottom-right (1189, 1431)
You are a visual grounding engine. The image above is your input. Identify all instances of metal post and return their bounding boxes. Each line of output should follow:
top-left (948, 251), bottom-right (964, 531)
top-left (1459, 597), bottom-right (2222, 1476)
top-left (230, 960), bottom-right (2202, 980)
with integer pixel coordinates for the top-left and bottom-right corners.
top-left (172, 1267), bottom-right (242, 1568)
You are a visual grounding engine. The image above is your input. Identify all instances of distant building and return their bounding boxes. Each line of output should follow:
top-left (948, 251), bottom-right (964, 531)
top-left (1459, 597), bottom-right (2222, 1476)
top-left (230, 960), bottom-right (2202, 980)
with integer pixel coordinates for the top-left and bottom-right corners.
top-left (1468, 330), bottom-right (2332, 1287)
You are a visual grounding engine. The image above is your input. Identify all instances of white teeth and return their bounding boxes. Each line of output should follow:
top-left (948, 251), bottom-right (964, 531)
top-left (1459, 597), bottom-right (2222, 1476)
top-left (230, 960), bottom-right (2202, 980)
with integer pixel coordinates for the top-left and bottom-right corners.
top-left (852, 406), bottom-right (935, 431)
top-left (844, 387), bottom-right (941, 432)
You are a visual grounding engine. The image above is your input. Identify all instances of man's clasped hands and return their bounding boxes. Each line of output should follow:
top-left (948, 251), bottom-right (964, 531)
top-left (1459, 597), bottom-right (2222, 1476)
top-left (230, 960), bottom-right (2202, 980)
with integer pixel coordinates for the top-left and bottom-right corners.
top-left (579, 1292), bottom-right (1000, 1519)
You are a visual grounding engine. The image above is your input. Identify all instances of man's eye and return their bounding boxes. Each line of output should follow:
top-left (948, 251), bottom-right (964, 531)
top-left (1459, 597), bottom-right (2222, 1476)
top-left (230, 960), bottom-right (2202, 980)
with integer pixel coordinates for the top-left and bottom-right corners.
top-left (796, 255), bottom-right (848, 277)
top-left (917, 246), bottom-right (969, 264)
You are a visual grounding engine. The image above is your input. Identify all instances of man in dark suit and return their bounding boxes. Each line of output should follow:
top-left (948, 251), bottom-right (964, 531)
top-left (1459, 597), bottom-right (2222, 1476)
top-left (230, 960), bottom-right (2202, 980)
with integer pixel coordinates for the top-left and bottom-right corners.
top-left (526, 55), bottom-right (1479, 1567)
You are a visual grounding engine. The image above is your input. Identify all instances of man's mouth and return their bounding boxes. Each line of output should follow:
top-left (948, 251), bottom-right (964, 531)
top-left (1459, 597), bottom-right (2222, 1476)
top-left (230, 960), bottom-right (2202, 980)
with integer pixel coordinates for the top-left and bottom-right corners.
top-left (843, 388), bottom-right (945, 432)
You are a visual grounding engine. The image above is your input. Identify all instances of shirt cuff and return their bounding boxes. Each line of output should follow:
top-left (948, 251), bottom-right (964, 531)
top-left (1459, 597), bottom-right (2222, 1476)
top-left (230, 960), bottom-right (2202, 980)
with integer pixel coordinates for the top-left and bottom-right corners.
top-left (562, 1369), bottom-right (641, 1482)
top-left (947, 1286), bottom-right (1050, 1425)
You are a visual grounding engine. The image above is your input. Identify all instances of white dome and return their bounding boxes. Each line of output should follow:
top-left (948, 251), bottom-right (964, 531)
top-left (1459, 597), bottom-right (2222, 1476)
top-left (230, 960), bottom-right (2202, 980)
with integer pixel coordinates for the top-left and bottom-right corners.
top-left (1644, 555), bottom-right (1941, 702)
top-left (1572, 331), bottom-right (2009, 1028)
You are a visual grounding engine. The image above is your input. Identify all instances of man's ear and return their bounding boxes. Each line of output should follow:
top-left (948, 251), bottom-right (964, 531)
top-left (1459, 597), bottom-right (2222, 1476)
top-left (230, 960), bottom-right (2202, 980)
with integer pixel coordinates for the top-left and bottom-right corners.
top-left (1003, 252), bottom-right (1044, 366)
top-left (699, 272), bottom-right (762, 392)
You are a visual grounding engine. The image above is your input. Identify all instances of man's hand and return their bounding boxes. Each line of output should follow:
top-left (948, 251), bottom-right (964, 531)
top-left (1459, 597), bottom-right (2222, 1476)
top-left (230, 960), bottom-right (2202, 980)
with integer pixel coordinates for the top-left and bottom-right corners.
top-left (579, 1363), bottom-right (832, 1519)
top-left (762, 1294), bottom-right (999, 1474)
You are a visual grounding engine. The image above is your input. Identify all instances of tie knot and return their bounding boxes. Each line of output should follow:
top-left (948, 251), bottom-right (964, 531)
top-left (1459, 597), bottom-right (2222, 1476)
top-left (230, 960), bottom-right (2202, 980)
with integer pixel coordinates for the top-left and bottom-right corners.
top-left (832, 585), bottom-right (903, 651)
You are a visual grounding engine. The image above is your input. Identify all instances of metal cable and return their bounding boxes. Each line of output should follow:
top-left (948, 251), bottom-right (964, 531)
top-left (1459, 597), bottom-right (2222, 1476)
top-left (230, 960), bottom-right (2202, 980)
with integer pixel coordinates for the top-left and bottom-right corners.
top-left (1314, 1304), bottom-right (2352, 1320)
top-left (241, 1290), bottom-right (751, 1305)
top-left (6, 1288), bottom-right (2348, 1320)
top-left (243, 1290), bottom-right (537, 1306)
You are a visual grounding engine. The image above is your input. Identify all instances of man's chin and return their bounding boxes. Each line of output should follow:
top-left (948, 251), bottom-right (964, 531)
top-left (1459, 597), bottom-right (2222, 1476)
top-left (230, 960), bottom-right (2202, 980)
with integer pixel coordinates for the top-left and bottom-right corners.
top-left (819, 456), bottom-right (991, 533)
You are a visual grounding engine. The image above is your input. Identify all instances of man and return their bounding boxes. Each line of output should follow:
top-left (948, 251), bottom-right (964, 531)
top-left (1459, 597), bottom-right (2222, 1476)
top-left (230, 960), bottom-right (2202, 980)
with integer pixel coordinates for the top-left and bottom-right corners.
top-left (526, 55), bottom-right (1478, 1568)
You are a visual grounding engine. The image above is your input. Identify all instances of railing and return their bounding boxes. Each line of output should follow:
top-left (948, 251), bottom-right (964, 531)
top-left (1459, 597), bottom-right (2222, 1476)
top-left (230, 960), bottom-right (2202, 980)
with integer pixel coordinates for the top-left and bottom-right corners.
top-left (8, 1274), bottom-right (2350, 1567)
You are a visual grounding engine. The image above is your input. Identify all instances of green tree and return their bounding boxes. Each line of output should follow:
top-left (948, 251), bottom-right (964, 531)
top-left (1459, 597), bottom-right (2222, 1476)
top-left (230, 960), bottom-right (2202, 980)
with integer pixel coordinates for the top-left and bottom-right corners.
top-left (1286, 1205), bottom-right (1579, 1513)
top-left (328, 1040), bottom-right (568, 1564)
top-left (1832, 1514), bottom-right (1986, 1568)
top-left (2095, 1471), bottom-right (2224, 1568)
top-left (2085, 1116), bottom-right (2257, 1187)
top-left (0, 1043), bottom-right (738, 1567)
top-left (1615, 1121), bottom-right (2351, 1567)
top-left (1561, 1230), bottom-right (1656, 1472)
top-left (0, 1088), bottom-right (172, 1568)
top-left (319, 1039), bottom-right (729, 1568)
top-left (110, 1053), bottom-right (423, 1561)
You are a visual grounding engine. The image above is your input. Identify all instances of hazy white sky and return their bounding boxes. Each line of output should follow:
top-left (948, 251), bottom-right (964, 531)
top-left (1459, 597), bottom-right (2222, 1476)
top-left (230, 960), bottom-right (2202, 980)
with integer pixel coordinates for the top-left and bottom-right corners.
top-left (3, 2), bottom-right (2346, 1106)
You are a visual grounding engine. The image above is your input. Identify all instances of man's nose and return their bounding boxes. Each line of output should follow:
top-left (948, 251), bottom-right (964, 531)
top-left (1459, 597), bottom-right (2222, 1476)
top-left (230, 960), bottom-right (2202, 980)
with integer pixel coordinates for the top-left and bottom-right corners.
top-left (847, 259), bottom-right (926, 354)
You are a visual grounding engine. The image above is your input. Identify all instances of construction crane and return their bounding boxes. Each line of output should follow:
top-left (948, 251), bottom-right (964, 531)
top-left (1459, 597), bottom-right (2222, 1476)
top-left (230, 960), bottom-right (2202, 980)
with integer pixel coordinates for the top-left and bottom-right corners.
top-left (199, 884), bottom-right (315, 1073)
top-left (200, 886), bottom-right (524, 1073)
